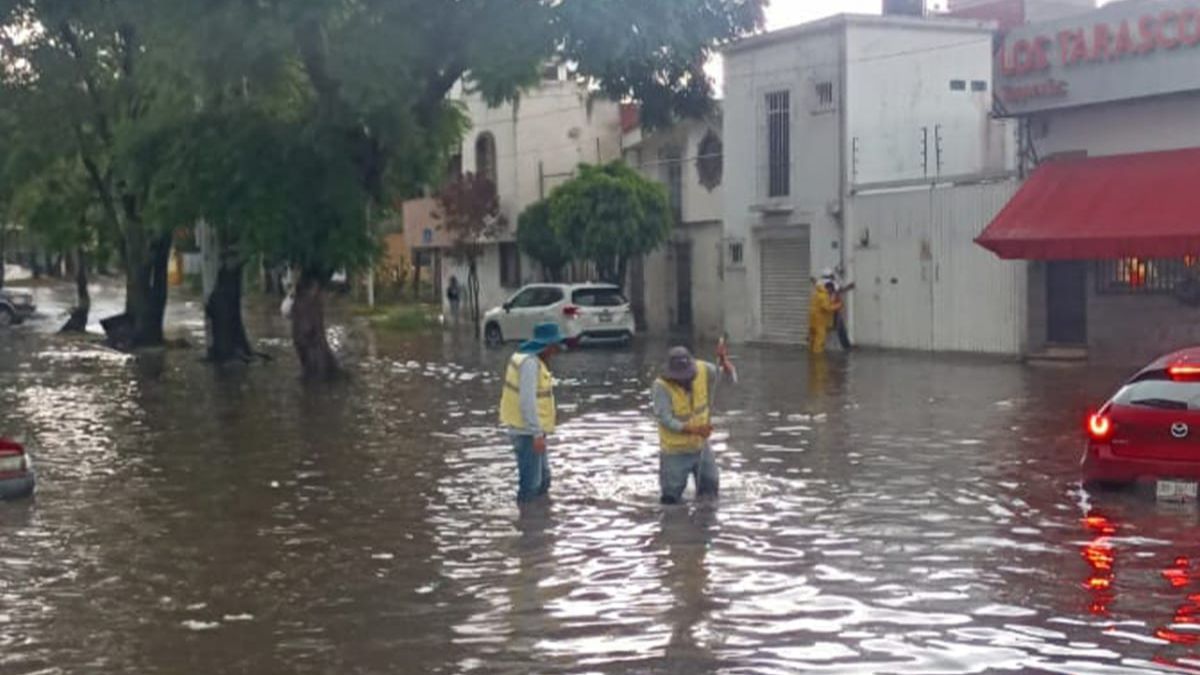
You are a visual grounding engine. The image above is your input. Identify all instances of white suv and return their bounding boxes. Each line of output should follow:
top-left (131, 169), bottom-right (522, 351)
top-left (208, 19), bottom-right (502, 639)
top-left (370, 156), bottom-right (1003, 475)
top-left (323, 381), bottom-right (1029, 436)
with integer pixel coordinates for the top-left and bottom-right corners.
top-left (483, 283), bottom-right (635, 347)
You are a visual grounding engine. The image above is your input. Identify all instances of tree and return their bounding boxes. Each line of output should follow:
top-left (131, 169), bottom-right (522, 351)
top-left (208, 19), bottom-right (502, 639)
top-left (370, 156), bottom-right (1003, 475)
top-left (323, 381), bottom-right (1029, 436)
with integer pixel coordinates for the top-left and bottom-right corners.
top-left (549, 161), bottom-right (672, 286)
top-left (517, 199), bottom-right (571, 282)
top-left (437, 173), bottom-right (502, 338)
top-left (0, 1), bottom-right (194, 347)
top-left (9, 157), bottom-right (100, 332)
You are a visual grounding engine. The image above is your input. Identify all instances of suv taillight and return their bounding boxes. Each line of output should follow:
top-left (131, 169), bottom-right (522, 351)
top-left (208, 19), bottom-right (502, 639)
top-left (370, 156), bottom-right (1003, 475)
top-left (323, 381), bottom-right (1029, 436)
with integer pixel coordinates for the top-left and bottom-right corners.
top-left (1087, 413), bottom-right (1113, 441)
top-left (563, 305), bottom-right (580, 318)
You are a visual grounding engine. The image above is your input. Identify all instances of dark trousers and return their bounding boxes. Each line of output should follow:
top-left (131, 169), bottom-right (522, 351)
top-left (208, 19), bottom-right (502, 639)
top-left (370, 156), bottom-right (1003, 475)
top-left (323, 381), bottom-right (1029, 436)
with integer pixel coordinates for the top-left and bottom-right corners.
top-left (833, 311), bottom-right (852, 350)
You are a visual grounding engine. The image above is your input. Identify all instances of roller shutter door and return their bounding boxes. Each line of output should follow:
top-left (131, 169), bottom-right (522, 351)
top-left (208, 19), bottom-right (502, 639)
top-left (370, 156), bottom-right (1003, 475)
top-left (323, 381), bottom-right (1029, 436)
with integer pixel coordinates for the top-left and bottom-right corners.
top-left (760, 235), bottom-right (811, 343)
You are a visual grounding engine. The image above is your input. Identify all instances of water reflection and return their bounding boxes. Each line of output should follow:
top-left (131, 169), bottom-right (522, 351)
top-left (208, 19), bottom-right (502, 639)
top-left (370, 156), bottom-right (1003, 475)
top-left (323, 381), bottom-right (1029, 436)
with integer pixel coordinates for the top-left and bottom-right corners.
top-left (658, 505), bottom-right (718, 669)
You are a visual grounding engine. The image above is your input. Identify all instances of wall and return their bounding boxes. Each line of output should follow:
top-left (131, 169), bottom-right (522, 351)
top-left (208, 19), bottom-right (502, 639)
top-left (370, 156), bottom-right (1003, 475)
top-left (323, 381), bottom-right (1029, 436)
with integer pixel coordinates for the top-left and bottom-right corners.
top-left (850, 180), bottom-right (1027, 354)
top-left (722, 25), bottom-right (843, 342)
top-left (458, 77), bottom-right (624, 229)
top-left (639, 221), bottom-right (725, 339)
top-left (626, 116), bottom-right (726, 338)
top-left (1087, 275), bottom-right (1200, 367)
top-left (845, 22), bottom-right (1010, 184)
top-left (1033, 92), bottom-right (1200, 160)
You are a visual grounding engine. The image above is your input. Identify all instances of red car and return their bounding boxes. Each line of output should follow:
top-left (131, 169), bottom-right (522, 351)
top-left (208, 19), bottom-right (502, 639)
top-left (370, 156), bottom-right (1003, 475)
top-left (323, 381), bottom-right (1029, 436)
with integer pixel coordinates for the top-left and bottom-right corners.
top-left (1083, 348), bottom-right (1200, 495)
top-left (0, 438), bottom-right (35, 500)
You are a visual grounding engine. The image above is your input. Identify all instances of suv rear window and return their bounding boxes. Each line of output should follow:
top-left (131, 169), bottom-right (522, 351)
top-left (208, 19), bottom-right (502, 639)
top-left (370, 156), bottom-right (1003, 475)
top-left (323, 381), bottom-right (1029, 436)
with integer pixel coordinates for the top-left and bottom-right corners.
top-left (1114, 377), bottom-right (1200, 410)
top-left (572, 288), bottom-right (627, 307)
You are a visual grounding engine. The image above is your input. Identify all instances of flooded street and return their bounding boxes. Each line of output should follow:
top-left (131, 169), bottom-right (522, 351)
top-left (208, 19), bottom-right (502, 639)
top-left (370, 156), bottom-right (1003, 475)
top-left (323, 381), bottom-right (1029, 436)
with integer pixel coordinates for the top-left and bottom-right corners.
top-left (3, 285), bottom-right (1200, 674)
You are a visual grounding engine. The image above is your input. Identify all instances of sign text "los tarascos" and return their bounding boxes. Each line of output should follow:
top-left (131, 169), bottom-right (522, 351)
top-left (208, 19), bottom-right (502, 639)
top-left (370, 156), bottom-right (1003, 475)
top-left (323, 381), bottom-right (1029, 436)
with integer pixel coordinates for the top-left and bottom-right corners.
top-left (1000, 6), bottom-right (1200, 77)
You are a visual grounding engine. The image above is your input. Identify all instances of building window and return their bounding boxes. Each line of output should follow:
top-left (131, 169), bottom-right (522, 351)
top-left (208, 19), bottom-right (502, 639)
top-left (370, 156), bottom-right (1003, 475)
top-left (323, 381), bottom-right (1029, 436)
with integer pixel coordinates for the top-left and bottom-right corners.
top-left (499, 243), bottom-right (522, 288)
top-left (696, 130), bottom-right (723, 192)
top-left (729, 242), bottom-right (744, 266)
top-left (661, 145), bottom-right (683, 223)
top-left (1095, 258), bottom-right (1197, 295)
top-left (950, 79), bottom-right (967, 91)
top-left (815, 81), bottom-right (834, 108)
top-left (475, 132), bottom-right (497, 186)
top-left (766, 91), bottom-right (790, 198)
top-left (971, 80), bottom-right (988, 92)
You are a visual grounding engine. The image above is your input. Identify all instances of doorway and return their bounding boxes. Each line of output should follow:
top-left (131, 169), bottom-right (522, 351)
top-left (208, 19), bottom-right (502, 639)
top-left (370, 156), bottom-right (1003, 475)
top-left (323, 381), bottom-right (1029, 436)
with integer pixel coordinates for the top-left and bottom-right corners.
top-left (675, 242), bottom-right (693, 328)
top-left (1046, 261), bottom-right (1087, 345)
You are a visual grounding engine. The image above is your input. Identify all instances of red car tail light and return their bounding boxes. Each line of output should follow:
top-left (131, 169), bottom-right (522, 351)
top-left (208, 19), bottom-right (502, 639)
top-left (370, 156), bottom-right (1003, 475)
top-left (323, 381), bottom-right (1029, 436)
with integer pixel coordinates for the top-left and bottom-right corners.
top-left (1169, 365), bottom-right (1200, 380)
top-left (563, 305), bottom-right (580, 318)
top-left (0, 439), bottom-right (26, 478)
top-left (1087, 413), bottom-right (1113, 441)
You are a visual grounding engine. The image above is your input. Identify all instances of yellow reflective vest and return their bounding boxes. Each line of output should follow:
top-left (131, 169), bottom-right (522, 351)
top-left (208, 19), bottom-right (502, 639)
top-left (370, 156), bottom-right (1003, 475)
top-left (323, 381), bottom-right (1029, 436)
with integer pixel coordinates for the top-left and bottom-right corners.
top-left (499, 353), bottom-right (556, 434)
top-left (656, 364), bottom-right (710, 453)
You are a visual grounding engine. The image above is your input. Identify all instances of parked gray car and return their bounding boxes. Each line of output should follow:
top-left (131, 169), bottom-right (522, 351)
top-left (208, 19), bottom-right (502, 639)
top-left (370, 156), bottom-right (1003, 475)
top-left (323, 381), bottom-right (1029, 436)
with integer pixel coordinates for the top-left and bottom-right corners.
top-left (0, 288), bottom-right (35, 327)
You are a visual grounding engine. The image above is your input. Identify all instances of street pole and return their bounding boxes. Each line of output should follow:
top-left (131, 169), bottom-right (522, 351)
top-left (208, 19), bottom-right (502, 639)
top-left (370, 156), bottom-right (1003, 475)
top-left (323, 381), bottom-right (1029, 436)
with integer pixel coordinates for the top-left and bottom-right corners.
top-left (366, 201), bottom-right (376, 309)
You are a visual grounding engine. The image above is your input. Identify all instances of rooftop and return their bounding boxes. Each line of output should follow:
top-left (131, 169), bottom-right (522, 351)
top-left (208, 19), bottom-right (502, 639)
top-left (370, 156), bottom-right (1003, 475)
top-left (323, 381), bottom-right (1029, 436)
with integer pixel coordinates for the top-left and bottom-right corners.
top-left (723, 12), bottom-right (997, 56)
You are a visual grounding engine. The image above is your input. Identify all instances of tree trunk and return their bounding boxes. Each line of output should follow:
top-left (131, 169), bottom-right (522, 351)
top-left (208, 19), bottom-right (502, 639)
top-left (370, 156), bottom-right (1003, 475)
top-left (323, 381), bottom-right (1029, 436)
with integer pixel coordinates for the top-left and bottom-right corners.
top-left (122, 233), bottom-right (172, 347)
top-left (468, 259), bottom-right (481, 339)
top-left (291, 271), bottom-right (340, 381)
top-left (60, 247), bottom-right (91, 333)
top-left (206, 259), bottom-right (254, 362)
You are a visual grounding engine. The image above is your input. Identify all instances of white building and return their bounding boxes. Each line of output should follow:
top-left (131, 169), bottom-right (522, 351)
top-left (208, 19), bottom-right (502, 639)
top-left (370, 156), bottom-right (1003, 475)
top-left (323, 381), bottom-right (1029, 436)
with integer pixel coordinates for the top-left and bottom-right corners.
top-left (623, 111), bottom-right (726, 339)
top-left (720, 12), bottom-right (1012, 345)
top-left (399, 67), bottom-right (625, 318)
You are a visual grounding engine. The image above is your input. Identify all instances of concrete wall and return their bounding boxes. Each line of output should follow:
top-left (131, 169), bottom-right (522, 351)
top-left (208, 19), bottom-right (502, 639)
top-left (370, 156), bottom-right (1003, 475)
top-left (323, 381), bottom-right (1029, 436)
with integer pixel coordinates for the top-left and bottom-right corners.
top-left (640, 221), bottom-right (725, 339)
top-left (626, 116), bottom-right (726, 338)
top-left (1032, 92), bottom-right (1200, 160)
top-left (1087, 270), bottom-right (1200, 367)
top-left (723, 25), bottom-right (843, 342)
top-left (458, 77), bottom-right (624, 229)
top-left (845, 23), bottom-right (1012, 184)
top-left (439, 244), bottom-right (540, 320)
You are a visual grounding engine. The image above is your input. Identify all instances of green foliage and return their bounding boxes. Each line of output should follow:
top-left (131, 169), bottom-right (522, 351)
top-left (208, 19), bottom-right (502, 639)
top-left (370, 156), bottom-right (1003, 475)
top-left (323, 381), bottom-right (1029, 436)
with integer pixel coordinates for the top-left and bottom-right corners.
top-left (516, 199), bottom-right (570, 281)
top-left (547, 161), bottom-right (672, 284)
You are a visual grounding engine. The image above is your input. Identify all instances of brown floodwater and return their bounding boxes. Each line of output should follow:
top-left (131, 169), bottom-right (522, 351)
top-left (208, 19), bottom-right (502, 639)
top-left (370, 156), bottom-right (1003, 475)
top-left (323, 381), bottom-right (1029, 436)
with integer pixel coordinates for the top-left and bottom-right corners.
top-left (2, 283), bottom-right (1200, 674)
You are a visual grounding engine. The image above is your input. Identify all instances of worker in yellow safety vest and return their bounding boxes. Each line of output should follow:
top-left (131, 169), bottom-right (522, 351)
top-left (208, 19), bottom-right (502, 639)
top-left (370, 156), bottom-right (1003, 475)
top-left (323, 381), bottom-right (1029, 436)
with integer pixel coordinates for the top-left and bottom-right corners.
top-left (499, 322), bottom-right (568, 502)
top-left (651, 345), bottom-right (736, 504)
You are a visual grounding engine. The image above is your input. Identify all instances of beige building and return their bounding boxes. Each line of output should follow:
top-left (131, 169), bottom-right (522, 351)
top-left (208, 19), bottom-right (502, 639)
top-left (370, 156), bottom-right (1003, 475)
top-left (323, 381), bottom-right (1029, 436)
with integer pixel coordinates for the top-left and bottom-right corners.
top-left (623, 111), bottom-right (726, 340)
top-left (398, 67), bottom-right (624, 317)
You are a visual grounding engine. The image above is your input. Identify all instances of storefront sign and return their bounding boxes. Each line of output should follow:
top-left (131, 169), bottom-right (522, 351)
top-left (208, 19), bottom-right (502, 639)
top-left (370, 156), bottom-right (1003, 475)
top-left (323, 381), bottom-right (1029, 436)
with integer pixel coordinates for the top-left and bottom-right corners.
top-left (996, 0), bottom-right (1200, 114)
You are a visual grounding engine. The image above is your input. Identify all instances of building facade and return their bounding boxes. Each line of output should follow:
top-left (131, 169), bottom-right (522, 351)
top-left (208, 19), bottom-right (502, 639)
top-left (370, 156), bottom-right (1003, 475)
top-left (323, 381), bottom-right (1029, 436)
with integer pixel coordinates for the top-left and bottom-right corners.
top-left (977, 0), bottom-right (1200, 365)
top-left (623, 113), bottom-right (726, 339)
top-left (397, 68), bottom-right (625, 318)
top-left (721, 14), bottom-right (1005, 344)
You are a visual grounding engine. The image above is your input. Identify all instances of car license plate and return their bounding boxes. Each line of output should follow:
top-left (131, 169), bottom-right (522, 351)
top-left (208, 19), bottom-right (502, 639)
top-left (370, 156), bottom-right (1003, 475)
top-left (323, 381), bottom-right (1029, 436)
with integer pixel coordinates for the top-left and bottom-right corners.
top-left (1157, 479), bottom-right (1198, 502)
top-left (599, 312), bottom-right (612, 323)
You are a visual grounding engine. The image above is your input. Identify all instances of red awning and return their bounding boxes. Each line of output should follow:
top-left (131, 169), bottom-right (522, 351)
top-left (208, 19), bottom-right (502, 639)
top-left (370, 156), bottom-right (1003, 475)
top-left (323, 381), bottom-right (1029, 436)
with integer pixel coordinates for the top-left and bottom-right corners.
top-left (976, 147), bottom-right (1200, 260)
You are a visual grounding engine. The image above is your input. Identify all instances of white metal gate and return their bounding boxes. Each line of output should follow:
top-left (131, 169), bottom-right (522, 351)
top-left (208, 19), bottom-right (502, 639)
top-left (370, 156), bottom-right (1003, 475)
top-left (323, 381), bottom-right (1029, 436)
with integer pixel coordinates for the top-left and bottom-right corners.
top-left (760, 234), bottom-right (811, 343)
top-left (850, 181), bottom-right (1025, 354)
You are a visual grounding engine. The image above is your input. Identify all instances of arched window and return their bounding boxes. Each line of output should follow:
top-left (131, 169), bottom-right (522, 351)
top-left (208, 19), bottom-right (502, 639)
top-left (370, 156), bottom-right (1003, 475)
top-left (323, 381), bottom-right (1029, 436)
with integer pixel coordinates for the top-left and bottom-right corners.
top-left (696, 130), bottom-right (723, 192)
top-left (475, 132), bottom-right (497, 186)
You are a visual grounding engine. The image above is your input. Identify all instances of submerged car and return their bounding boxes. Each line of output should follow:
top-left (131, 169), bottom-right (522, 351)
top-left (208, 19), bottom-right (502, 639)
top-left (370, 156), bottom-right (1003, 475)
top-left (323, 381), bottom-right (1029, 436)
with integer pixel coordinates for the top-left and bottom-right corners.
top-left (483, 283), bottom-right (635, 347)
top-left (0, 438), bottom-right (35, 500)
top-left (1083, 347), bottom-right (1200, 496)
top-left (0, 288), bottom-right (35, 327)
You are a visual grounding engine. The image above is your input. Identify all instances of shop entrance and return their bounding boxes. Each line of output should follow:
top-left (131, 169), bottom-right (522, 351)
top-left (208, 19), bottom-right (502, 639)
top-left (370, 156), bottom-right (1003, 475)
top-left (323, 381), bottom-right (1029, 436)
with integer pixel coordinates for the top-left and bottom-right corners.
top-left (1046, 261), bottom-right (1087, 345)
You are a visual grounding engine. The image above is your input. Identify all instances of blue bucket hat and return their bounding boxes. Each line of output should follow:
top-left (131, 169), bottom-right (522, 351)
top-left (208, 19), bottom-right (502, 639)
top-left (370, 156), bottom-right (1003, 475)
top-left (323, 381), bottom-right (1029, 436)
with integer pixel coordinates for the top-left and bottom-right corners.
top-left (519, 322), bottom-right (568, 354)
